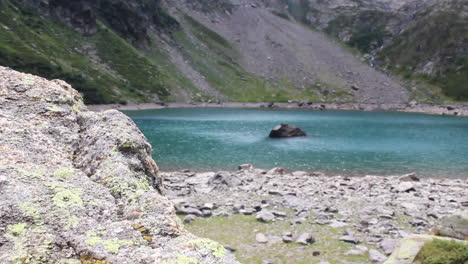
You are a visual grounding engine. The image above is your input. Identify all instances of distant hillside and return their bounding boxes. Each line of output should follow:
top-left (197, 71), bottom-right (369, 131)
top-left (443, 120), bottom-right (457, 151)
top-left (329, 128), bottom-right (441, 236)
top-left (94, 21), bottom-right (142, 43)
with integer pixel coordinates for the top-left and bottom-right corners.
top-left (0, 0), bottom-right (465, 104)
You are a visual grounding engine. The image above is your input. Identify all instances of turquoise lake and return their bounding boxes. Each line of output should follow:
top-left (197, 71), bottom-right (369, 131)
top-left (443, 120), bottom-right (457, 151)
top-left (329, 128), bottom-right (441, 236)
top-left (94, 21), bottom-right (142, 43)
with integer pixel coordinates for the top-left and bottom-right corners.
top-left (125, 108), bottom-right (468, 178)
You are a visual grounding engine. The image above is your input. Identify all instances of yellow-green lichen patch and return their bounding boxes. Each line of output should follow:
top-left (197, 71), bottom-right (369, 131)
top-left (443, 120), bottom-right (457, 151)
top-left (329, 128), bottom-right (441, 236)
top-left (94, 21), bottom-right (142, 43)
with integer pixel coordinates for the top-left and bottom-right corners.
top-left (189, 238), bottom-right (226, 258)
top-left (85, 236), bottom-right (134, 254)
top-left (17, 168), bottom-right (45, 179)
top-left (19, 202), bottom-right (41, 220)
top-left (71, 104), bottom-right (81, 114)
top-left (162, 254), bottom-right (200, 264)
top-left (52, 188), bottom-right (83, 208)
top-left (53, 168), bottom-right (75, 179)
top-left (21, 75), bottom-right (35, 85)
top-left (46, 104), bottom-right (66, 113)
top-left (6, 223), bottom-right (27, 237)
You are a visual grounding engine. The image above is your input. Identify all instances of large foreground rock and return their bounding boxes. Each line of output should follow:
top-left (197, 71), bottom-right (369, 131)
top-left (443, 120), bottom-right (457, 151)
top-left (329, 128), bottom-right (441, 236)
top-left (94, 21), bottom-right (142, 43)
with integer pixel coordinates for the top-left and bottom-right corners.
top-left (0, 67), bottom-right (239, 263)
top-left (437, 211), bottom-right (468, 240)
top-left (384, 235), bottom-right (468, 264)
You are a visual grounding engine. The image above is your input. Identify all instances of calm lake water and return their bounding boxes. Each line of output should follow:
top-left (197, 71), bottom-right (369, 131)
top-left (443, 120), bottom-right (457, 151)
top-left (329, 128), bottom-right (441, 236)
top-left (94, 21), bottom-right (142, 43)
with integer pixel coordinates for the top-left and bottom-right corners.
top-left (125, 108), bottom-right (468, 178)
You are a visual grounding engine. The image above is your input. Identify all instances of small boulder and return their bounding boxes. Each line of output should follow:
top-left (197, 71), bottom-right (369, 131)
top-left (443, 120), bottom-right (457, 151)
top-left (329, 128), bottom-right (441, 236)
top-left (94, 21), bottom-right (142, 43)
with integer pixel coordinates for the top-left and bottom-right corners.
top-left (269, 124), bottom-right (306, 138)
top-left (183, 214), bottom-right (197, 223)
top-left (339, 235), bottom-right (360, 244)
top-left (296, 233), bottom-right (315, 245)
top-left (379, 238), bottom-right (398, 255)
top-left (256, 210), bottom-right (275, 223)
top-left (437, 211), bottom-right (468, 240)
top-left (256, 233), bottom-right (269, 243)
top-left (399, 173), bottom-right (420, 182)
top-left (238, 164), bottom-right (254, 171)
top-left (368, 249), bottom-right (387, 263)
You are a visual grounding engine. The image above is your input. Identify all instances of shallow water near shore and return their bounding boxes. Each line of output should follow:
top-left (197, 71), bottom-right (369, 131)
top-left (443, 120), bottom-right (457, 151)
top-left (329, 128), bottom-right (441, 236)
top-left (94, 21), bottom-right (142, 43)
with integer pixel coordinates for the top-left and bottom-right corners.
top-left (125, 108), bottom-right (468, 178)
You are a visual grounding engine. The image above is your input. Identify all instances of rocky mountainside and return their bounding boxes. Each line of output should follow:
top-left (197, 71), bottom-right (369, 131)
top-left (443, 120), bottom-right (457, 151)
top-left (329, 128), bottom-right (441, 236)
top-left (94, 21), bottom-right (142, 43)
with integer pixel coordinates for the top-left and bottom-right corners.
top-left (0, 0), bottom-right (466, 104)
top-left (0, 66), bottom-right (239, 263)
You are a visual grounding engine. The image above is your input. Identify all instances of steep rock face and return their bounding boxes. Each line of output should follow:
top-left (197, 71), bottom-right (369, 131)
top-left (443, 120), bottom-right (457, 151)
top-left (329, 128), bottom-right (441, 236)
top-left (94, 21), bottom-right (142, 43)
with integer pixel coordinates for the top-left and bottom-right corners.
top-left (0, 66), bottom-right (238, 263)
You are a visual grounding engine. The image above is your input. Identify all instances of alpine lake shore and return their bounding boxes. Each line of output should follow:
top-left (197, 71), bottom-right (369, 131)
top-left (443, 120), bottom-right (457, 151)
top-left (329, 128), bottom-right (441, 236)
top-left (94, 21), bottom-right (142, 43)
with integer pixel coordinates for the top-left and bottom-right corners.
top-left (87, 102), bottom-right (468, 117)
top-left (86, 102), bottom-right (468, 264)
top-left (160, 166), bottom-right (468, 264)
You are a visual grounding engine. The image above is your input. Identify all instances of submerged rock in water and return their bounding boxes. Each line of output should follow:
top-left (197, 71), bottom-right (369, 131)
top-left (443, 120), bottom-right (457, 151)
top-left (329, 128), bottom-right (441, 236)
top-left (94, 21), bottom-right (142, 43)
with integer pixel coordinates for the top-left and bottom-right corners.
top-left (269, 124), bottom-right (306, 138)
top-left (0, 67), bottom-right (239, 264)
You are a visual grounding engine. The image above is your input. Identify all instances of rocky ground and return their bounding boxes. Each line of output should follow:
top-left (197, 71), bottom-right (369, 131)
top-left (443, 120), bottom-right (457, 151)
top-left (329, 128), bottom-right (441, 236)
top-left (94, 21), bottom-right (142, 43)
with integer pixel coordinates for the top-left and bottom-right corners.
top-left (161, 166), bottom-right (468, 263)
top-left (87, 101), bottom-right (468, 117)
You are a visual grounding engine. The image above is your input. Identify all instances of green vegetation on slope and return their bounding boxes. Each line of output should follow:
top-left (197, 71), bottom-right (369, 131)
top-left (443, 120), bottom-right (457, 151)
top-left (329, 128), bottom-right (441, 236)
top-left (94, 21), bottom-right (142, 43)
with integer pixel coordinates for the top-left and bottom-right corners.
top-left (414, 239), bottom-right (468, 264)
top-left (0, 0), bottom-right (204, 104)
top-left (325, 11), bottom-right (393, 54)
top-left (378, 6), bottom-right (468, 101)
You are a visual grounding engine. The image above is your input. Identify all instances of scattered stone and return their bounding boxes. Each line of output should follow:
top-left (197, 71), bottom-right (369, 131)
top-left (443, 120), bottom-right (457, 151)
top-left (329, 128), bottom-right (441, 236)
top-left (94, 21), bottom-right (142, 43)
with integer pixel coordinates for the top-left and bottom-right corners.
top-left (240, 208), bottom-right (257, 215)
top-left (339, 235), bottom-right (360, 244)
top-left (329, 220), bottom-right (348, 228)
top-left (395, 182), bottom-right (416, 192)
top-left (379, 238), bottom-right (398, 255)
top-left (399, 173), bottom-right (420, 182)
top-left (256, 233), bottom-right (269, 243)
top-left (183, 214), bottom-right (197, 223)
top-left (267, 167), bottom-right (285, 175)
top-left (368, 249), bottom-right (387, 263)
top-left (296, 233), bottom-right (315, 245)
top-left (238, 164), bottom-right (253, 170)
top-left (256, 210), bottom-right (275, 222)
top-left (269, 124), bottom-right (306, 138)
top-left (325, 206), bottom-right (339, 213)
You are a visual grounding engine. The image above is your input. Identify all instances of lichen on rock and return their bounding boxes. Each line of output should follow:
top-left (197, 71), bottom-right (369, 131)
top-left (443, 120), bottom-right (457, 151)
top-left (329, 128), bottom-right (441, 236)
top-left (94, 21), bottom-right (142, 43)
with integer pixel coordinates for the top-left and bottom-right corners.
top-left (0, 66), bottom-right (239, 263)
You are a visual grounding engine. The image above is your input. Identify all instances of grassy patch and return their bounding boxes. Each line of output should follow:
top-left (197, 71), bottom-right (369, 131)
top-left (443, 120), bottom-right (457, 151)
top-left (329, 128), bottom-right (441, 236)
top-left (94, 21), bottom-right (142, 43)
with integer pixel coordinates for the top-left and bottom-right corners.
top-left (414, 239), bottom-right (468, 264)
top-left (182, 214), bottom-right (372, 264)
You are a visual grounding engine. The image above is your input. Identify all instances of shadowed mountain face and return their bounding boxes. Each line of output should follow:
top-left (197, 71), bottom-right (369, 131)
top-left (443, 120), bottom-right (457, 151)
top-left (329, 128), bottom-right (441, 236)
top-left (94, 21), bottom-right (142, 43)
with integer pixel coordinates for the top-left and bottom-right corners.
top-left (0, 0), bottom-right (465, 104)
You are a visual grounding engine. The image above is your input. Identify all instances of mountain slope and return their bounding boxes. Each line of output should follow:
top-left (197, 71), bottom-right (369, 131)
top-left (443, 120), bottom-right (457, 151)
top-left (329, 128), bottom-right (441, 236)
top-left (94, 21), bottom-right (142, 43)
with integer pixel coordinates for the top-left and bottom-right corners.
top-left (1, 0), bottom-right (464, 104)
top-left (269, 0), bottom-right (467, 102)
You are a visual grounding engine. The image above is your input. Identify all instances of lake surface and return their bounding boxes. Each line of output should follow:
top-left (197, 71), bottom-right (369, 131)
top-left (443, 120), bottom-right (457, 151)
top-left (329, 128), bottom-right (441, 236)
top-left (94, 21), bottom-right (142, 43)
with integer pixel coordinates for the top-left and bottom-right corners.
top-left (125, 108), bottom-right (468, 178)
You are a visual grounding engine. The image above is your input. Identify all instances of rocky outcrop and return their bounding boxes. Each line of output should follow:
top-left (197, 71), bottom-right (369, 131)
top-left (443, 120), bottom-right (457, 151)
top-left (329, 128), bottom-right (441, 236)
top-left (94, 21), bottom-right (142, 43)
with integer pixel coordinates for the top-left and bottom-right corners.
top-left (384, 234), bottom-right (468, 264)
top-left (437, 211), bottom-right (468, 240)
top-left (0, 67), bottom-right (239, 263)
top-left (269, 124), bottom-right (306, 138)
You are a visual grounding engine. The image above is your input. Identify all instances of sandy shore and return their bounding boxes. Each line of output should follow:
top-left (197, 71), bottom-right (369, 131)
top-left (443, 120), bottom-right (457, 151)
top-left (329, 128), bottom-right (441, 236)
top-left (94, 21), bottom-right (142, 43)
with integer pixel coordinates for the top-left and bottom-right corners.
top-left (87, 102), bottom-right (468, 116)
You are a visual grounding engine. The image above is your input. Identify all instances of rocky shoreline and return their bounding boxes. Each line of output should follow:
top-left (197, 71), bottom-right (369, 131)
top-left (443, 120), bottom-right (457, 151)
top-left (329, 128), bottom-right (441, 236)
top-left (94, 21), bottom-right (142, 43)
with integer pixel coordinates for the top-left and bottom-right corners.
top-left (87, 102), bottom-right (468, 117)
top-left (161, 166), bottom-right (468, 263)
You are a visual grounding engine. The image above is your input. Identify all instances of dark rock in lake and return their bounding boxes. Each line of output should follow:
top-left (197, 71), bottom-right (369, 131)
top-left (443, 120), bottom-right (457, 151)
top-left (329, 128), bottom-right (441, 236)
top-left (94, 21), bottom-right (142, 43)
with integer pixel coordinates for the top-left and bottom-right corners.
top-left (269, 124), bottom-right (306, 138)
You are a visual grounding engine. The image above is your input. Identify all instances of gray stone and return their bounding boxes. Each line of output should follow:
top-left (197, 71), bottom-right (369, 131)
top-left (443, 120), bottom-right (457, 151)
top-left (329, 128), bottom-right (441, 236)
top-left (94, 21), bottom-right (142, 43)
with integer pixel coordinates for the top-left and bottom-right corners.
top-left (395, 182), bottom-right (416, 192)
top-left (399, 173), bottom-right (420, 182)
top-left (339, 235), bottom-right (360, 244)
top-left (368, 249), bottom-right (387, 263)
top-left (256, 233), bottom-right (269, 243)
top-left (296, 233), bottom-right (315, 245)
top-left (379, 238), bottom-right (398, 255)
top-left (238, 164), bottom-right (253, 171)
top-left (438, 211), bottom-right (468, 240)
top-left (183, 214), bottom-right (198, 223)
top-left (256, 210), bottom-right (275, 223)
